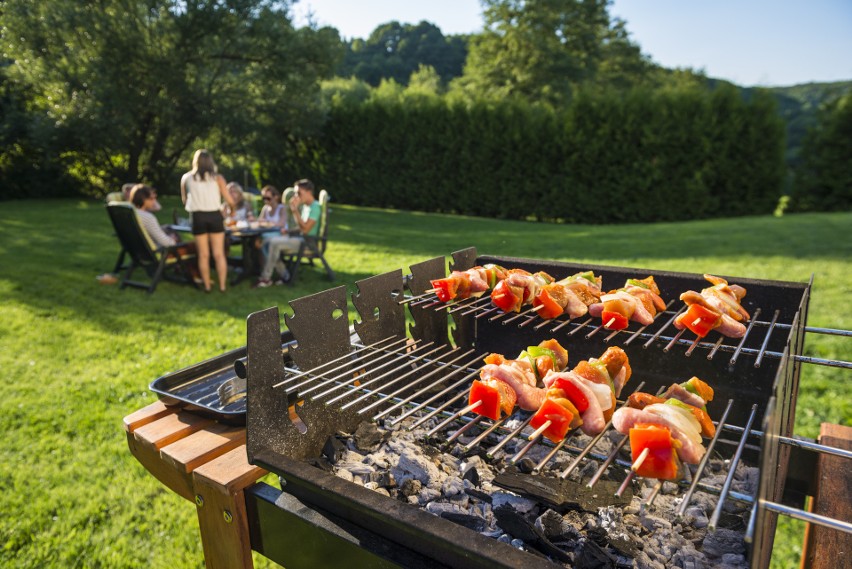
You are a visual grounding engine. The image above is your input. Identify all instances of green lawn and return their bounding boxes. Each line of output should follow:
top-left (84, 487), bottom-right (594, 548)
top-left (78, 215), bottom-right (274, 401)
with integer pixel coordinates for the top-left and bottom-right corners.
top-left (0, 198), bottom-right (848, 568)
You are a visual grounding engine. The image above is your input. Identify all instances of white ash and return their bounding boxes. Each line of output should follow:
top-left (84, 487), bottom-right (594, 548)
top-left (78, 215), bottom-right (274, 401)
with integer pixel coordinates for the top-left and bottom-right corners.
top-left (327, 417), bottom-right (754, 568)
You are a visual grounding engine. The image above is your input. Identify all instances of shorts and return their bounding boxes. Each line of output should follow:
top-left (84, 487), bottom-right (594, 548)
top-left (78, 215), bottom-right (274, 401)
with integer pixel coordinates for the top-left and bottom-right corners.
top-left (191, 210), bottom-right (225, 235)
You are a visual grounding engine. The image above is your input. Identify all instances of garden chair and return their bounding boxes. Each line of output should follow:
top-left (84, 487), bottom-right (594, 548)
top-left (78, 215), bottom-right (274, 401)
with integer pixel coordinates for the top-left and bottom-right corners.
top-left (105, 202), bottom-right (199, 293)
top-left (280, 189), bottom-right (335, 283)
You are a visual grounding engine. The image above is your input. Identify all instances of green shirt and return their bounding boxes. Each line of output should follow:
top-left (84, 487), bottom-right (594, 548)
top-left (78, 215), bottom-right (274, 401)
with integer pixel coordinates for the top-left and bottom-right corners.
top-left (300, 201), bottom-right (321, 236)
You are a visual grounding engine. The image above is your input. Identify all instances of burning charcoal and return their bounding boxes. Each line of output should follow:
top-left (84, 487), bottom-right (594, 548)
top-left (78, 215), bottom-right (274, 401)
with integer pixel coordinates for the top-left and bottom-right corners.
top-left (494, 472), bottom-right (632, 512)
top-left (392, 448), bottom-right (444, 486)
top-left (462, 466), bottom-right (481, 487)
top-left (419, 487), bottom-right (441, 504)
top-left (425, 501), bottom-right (463, 516)
top-left (335, 469), bottom-right (354, 483)
top-left (367, 471), bottom-right (396, 489)
top-left (354, 422), bottom-right (389, 452)
top-left (491, 491), bottom-right (537, 514)
top-left (494, 505), bottom-right (572, 563)
top-left (399, 478), bottom-right (421, 497)
top-left (442, 476), bottom-right (464, 496)
top-left (684, 506), bottom-right (709, 529)
top-left (574, 536), bottom-right (616, 569)
top-left (322, 435), bottom-right (348, 464)
top-left (535, 509), bottom-right (582, 543)
top-left (701, 528), bottom-right (745, 558)
top-left (440, 511), bottom-right (489, 532)
top-left (661, 481), bottom-right (679, 495)
top-left (464, 487), bottom-right (493, 503)
top-left (640, 515), bottom-right (672, 532)
top-left (516, 457), bottom-right (536, 473)
top-left (336, 451), bottom-right (376, 476)
top-left (722, 553), bottom-right (746, 565)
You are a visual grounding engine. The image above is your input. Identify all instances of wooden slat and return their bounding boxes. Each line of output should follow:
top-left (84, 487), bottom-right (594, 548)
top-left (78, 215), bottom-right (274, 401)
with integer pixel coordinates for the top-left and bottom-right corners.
top-left (132, 412), bottom-right (214, 452)
top-left (160, 423), bottom-right (246, 474)
top-left (801, 423), bottom-right (852, 569)
top-left (126, 431), bottom-right (195, 501)
top-left (193, 471), bottom-right (255, 569)
top-left (123, 400), bottom-right (173, 433)
top-left (193, 445), bottom-right (267, 494)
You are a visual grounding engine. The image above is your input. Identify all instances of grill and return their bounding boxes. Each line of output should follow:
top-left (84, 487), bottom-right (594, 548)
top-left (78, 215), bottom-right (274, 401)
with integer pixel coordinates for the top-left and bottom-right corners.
top-left (163, 247), bottom-right (851, 568)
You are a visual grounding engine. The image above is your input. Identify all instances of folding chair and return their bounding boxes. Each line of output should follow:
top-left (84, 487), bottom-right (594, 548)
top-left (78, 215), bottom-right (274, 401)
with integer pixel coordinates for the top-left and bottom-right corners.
top-left (105, 203), bottom-right (199, 293)
top-left (281, 189), bottom-right (335, 283)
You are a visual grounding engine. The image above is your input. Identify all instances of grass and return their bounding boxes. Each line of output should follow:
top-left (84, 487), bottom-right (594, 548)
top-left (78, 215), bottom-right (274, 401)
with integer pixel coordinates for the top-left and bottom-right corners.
top-left (0, 198), bottom-right (848, 568)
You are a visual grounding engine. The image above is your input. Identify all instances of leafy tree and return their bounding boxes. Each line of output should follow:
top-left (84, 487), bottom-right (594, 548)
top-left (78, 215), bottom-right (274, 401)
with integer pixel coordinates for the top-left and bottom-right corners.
top-left (792, 94), bottom-right (852, 211)
top-left (454, 0), bottom-right (651, 106)
top-left (339, 21), bottom-right (467, 87)
top-left (1, 0), bottom-right (341, 195)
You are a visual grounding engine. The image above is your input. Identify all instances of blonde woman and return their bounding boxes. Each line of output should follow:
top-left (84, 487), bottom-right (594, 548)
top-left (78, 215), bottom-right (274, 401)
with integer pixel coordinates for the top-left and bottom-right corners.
top-left (180, 149), bottom-right (235, 293)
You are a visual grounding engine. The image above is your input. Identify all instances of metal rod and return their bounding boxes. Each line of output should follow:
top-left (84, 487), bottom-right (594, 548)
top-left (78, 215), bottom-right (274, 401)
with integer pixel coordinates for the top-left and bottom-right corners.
top-left (487, 416), bottom-right (533, 458)
top-left (460, 297), bottom-right (493, 316)
top-left (286, 338), bottom-right (413, 393)
top-left (745, 501), bottom-right (758, 544)
top-left (426, 402), bottom-right (481, 437)
top-left (532, 439), bottom-right (569, 473)
top-left (446, 415), bottom-right (484, 444)
top-left (397, 370), bottom-right (479, 428)
top-left (663, 328), bottom-right (686, 352)
top-left (476, 306), bottom-right (500, 320)
top-left (642, 480), bottom-right (664, 507)
top-left (780, 435), bottom-right (852, 460)
top-left (762, 500), bottom-right (852, 534)
top-left (398, 291), bottom-right (433, 305)
top-left (730, 308), bottom-right (762, 366)
top-left (585, 323), bottom-right (606, 339)
top-left (643, 306), bottom-right (686, 349)
top-left (363, 351), bottom-right (481, 417)
top-left (272, 335), bottom-right (402, 388)
top-left (563, 317), bottom-right (593, 335)
top-left (503, 306), bottom-right (539, 325)
top-left (447, 296), bottom-right (487, 314)
top-left (558, 381), bottom-right (646, 478)
top-left (305, 341), bottom-right (436, 399)
top-left (587, 434), bottom-right (630, 487)
top-left (676, 399), bottom-right (736, 517)
top-left (709, 404), bottom-right (759, 530)
top-left (707, 336), bottom-right (726, 360)
top-left (376, 356), bottom-right (482, 421)
top-left (510, 428), bottom-right (547, 464)
top-left (790, 354), bottom-right (852, 369)
top-left (463, 417), bottom-right (509, 452)
top-left (614, 471), bottom-right (635, 497)
top-left (754, 309), bottom-right (780, 368)
top-left (328, 344), bottom-right (450, 405)
top-left (488, 310), bottom-right (512, 323)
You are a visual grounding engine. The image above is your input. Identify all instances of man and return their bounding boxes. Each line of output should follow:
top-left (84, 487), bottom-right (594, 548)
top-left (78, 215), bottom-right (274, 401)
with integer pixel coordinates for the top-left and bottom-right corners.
top-left (255, 179), bottom-right (321, 287)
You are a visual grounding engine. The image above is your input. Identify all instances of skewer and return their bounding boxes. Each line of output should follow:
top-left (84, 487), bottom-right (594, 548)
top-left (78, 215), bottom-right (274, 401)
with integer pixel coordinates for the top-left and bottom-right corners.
top-left (425, 400), bottom-right (482, 437)
top-left (692, 317), bottom-right (702, 327)
top-left (605, 317), bottom-right (617, 328)
top-left (587, 433), bottom-right (630, 487)
top-left (475, 306), bottom-right (500, 320)
top-left (624, 299), bottom-right (677, 346)
top-left (487, 416), bottom-right (533, 458)
top-left (446, 415), bottom-right (484, 444)
top-left (614, 471), bottom-right (636, 497)
top-left (528, 420), bottom-right (551, 441)
top-left (642, 480), bottom-right (664, 508)
top-left (424, 288), bottom-right (439, 294)
top-left (662, 328), bottom-right (686, 352)
top-left (398, 291), bottom-right (434, 305)
top-left (532, 304), bottom-right (545, 311)
top-left (585, 322), bottom-right (606, 339)
top-left (503, 305), bottom-right (540, 324)
top-left (684, 335), bottom-right (702, 357)
top-left (631, 447), bottom-right (650, 471)
top-left (643, 305), bottom-right (687, 349)
top-left (707, 335), bottom-right (726, 360)
top-left (463, 417), bottom-right (508, 451)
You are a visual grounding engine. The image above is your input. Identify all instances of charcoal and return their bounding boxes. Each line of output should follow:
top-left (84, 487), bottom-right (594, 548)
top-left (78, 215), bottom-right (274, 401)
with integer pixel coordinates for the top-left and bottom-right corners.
top-left (322, 434), bottom-right (347, 464)
top-left (492, 491), bottom-right (537, 514)
top-left (516, 457), bottom-right (537, 473)
top-left (684, 506), bottom-right (709, 529)
top-left (354, 422), bottom-right (388, 452)
top-left (399, 478), bottom-right (421, 497)
top-left (367, 471), bottom-right (396, 488)
top-left (535, 509), bottom-right (582, 542)
top-left (464, 487), bottom-right (493, 503)
top-left (392, 448), bottom-right (443, 486)
top-left (608, 534), bottom-right (640, 559)
top-left (494, 505), bottom-right (572, 563)
top-left (462, 466), bottom-right (481, 486)
top-left (441, 511), bottom-right (489, 532)
top-left (441, 476), bottom-right (464, 496)
top-left (701, 528), bottom-right (745, 558)
top-left (574, 537), bottom-right (616, 569)
top-left (494, 471), bottom-right (632, 512)
top-left (305, 456), bottom-right (334, 472)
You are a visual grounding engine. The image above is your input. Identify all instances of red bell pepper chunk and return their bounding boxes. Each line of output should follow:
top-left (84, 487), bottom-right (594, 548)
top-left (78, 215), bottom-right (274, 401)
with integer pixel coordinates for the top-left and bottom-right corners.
top-left (533, 288), bottom-right (563, 319)
top-left (491, 280), bottom-right (523, 312)
top-left (530, 399), bottom-right (575, 443)
top-left (430, 278), bottom-right (458, 302)
top-left (549, 377), bottom-right (590, 413)
top-left (468, 380), bottom-right (501, 420)
top-left (601, 310), bottom-right (629, 330)
top-left (682, 303), bottom-right (722, 338)
top-left (629, 424), bottom-right (679, 480)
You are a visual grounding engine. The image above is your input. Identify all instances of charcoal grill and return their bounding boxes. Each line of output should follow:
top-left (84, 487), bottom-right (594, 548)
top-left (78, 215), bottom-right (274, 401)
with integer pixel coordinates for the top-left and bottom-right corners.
top-left (168, 247), bottom-right (851, 568)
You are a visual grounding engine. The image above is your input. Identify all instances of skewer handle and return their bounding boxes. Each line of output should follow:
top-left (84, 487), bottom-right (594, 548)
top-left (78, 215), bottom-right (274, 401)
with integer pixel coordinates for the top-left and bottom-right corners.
top-left (604, 317), bottom-right (616, 329)
top-left (528, 420), bottom-right (552, 440)
top-left (631, 447), bottom-right (650, 471)
top-left (459, 400), bottom-right (483, 415)
top-left (424, 288), bottom-right (439, 294)
top-left (691, 317), bottom-right (702, 327)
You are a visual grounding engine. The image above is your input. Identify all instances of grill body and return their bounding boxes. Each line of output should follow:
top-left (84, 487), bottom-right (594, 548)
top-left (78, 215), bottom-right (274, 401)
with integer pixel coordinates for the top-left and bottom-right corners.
top-left (244, 249), bottom-right (812, 568)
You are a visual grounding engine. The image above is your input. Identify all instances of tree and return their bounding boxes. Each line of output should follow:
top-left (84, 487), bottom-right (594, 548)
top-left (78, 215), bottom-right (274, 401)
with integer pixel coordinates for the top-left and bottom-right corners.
top-left (454, 0), bottom-right (651, 106)
top-left (792, 94), bottom-right (852, 211)
top-left (1, 0), bottom-right (342, 195)
top-left (338, 21), bottom-right (467, 87)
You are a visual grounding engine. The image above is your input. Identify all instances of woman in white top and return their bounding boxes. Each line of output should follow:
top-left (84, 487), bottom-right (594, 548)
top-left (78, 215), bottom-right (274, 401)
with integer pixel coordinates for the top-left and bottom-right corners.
top-left (180, 149), bottom-right (234, 293)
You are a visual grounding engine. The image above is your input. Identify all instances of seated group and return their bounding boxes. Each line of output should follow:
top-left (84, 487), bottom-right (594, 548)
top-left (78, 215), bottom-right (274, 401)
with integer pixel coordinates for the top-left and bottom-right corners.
top-left (115, 178), bottom-right (320, 291)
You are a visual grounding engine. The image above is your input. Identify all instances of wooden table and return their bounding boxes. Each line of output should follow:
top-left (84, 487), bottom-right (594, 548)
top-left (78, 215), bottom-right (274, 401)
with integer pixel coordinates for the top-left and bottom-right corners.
top-left (125, 402), bottom-right (851, 569)
top-left (124, 401), bottom-right (266, 569)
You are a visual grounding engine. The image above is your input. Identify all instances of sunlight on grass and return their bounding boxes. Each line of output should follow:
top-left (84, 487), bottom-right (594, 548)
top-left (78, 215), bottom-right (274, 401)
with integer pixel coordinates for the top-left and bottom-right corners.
top-left (0, 199), bottom-right (848, 569)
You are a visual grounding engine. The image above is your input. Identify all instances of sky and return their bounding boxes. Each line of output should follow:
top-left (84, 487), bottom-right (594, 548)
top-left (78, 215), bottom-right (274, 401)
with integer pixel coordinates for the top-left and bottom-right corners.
top-left (291, 0), bottom-right (852, 87)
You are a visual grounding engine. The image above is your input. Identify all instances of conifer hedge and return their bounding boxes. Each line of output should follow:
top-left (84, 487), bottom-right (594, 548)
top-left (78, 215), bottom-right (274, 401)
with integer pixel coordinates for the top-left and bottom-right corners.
top-left (281, 85), bottom-right (785, 223)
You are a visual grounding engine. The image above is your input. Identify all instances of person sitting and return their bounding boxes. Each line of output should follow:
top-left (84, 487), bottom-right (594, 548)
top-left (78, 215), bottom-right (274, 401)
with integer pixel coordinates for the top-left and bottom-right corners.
top-left (121, 183), bottom-right (137, 201)
top-left (257, 185), bottom-right (286, 228)
top-left (222, 182), bottom-right (256, 225)
top-left (255, 179), bottom-right (321, 287)
top-left (131, 184), bottom-right (201, 283)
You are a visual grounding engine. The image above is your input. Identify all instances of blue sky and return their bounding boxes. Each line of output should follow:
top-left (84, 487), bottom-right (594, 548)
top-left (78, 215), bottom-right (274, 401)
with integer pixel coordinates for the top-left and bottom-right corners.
top-left (291, 0), bottom-right (852, 87)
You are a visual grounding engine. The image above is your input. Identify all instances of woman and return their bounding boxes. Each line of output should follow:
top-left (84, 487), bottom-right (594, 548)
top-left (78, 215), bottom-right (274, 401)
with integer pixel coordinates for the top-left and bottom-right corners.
top-left (222, 182), bottom-right (255, 225)
top-left (180, 149), bottom-right (235, 292)
top-left (257, 185), bottom-right (286, 229)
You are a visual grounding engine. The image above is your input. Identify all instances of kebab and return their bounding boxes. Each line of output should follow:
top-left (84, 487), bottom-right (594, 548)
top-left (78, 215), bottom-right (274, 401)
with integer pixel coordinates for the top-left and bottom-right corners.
top-left (531, 270), bottom-right (603, 320)
top-left (468, 339), bottom-right (569, 421)
top-left (673, 274), bottom-right (750, 338)
top-left (490, 269), bottom-right (555, 313)
top-left (588, 276), bottom-right (667, 330)
top-left (529, 347), bottom-right (632, 442)
top-left (612, 377), bottom-right (715, 480)
top-left (429, 264), bottom-right (509, 302)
